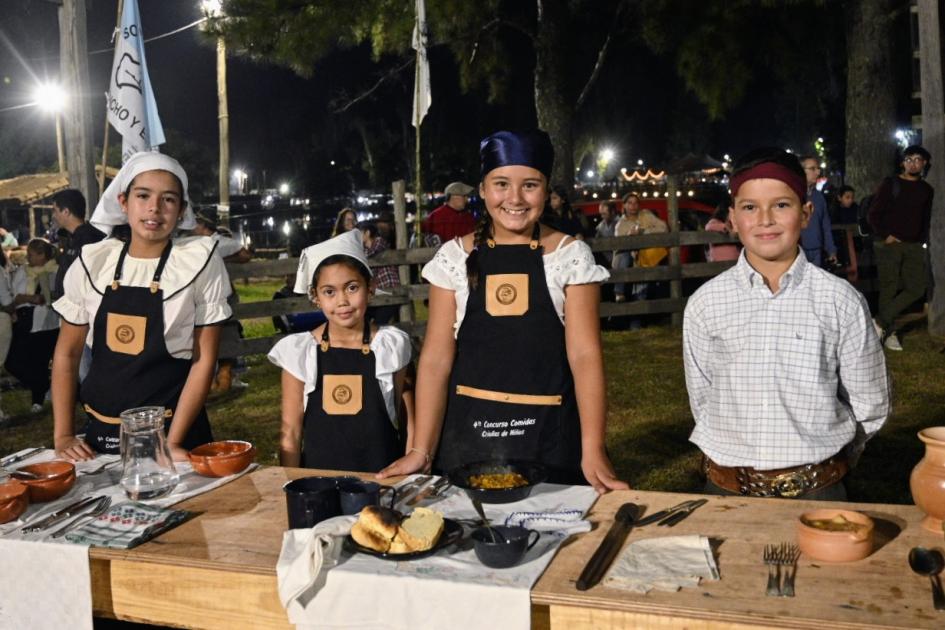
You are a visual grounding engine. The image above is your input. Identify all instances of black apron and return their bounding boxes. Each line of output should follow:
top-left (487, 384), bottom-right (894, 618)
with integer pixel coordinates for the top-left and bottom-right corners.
top-left (434, 229), bottom-right (583, 484)
top-left (301, 321), bottom-right (401, 471)
top-left (81, 240), bottom-right (213, 454)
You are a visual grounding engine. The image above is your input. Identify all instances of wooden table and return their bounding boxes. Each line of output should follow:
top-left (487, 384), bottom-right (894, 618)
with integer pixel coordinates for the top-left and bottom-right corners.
top-left (87, 468), bottom-right (943, 629)
top-left (532, 490), bottom-right (944, 629)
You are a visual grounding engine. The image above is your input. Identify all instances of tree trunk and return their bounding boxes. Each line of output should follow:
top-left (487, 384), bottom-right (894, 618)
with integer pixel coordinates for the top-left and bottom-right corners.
top-left (534, 0), bottom-right (574, 188)
top-left (844, 0), bottom-right (897, 194)
top-left (355, 119), bottom-right (378, 188)
top-left (59, 0), bottom-right (99, 209)
top-left (917, 0), bottom-right (945, 337)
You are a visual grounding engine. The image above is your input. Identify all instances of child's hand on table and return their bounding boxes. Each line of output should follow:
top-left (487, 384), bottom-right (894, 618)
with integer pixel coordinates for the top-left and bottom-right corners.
top-left (375, 449), bottom-right (431, 480)
top-left (582, 448), bottom-right (630, 494)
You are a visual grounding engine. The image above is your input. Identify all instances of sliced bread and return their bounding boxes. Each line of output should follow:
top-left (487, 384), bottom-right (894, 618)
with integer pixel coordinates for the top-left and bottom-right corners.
top-left (390, 507), bottom-right (445, 553)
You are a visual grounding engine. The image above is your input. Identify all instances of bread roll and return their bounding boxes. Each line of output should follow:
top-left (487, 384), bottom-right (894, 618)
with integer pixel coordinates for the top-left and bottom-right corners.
top-left (351, 506), bottom-right (402, 552)
top-left (351, 521), bottom-right (391, 552)
top-left (391, 507), bottom-right (444, 553)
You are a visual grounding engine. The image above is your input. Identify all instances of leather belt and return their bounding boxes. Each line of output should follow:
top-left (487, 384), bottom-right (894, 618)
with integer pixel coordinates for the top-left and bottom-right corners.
top-left (455, 385), bottom-right (562, 406)
top-left (84, 404), bottom-right (173, 426)
top-left (703, 455), bottom-right (848, 498)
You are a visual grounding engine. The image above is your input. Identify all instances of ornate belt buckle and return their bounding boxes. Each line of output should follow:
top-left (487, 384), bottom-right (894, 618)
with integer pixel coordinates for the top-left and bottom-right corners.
top-left (772, 471), bottom-right (808, 498)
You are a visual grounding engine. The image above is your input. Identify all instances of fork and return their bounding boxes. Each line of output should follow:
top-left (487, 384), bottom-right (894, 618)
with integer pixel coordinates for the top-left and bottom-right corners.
top-left (763, 544), bottom-right (782, 596)
top-left (48, 496), bottom-right (113, 539)
top-left (778, 542), bottom-right (801, 597)
top-left (79, 459), bottom-right (121, 476)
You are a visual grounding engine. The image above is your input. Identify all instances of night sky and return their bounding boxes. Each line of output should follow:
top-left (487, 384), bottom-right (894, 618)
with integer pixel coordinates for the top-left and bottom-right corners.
top-left (0, 1), bottom-right (917, 200)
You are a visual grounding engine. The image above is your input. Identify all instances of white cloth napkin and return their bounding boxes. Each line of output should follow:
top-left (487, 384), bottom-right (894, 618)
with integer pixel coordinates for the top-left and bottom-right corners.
top-left (282, 480), bottom-right (598, 630)
top-left (504, 509), bottom-right (591, 535)
top-left (604, 535), bottom-right (720, 594)
top-left (277, 515), bottom-right (356, 610)
top-left (0, 538), bottom-right (92, 630)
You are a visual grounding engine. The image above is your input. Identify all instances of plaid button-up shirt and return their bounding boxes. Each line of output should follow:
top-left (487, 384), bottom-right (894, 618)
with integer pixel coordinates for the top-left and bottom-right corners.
top-left (683, 250), bottom-right (890, 470)
top-left (365, 236), bottom-right (400, 290)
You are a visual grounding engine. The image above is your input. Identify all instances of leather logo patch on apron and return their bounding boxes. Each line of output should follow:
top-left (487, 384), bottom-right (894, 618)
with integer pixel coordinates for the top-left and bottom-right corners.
top-left (106, 313), bottom-right (147, 355)
top-left (322, 374), bottom-right (363, 415)
top-left (485, 273), bottom-right (529, 317)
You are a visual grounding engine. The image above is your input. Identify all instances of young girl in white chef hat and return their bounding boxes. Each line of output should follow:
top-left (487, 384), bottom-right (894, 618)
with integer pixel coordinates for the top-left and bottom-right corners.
top-left (268, 229), bottom-right (413, 471)
top-left (51, 152), bottom-right (232, 461)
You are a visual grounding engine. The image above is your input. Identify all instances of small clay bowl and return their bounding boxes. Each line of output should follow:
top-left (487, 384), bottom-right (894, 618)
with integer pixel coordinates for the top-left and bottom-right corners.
top-left (796, 508), bottom-right (874, 563)
top-left (15, 461), bottom-right (76, 503)
top-left (189, 440), bottom-right (256, 477)
top-left (0, 479), bottom-right (29, 524)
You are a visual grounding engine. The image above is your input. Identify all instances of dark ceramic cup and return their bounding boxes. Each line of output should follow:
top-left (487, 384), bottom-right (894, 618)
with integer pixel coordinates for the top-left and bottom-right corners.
top-left (471, 525), bottom-right (541, 569)
top-left (283, 476), bottom-right (342, 529)
top-left (337, 479), bottom-right (397, 515)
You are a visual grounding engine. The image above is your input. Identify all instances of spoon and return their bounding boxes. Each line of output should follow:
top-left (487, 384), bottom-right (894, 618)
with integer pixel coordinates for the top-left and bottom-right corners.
top-left (471, 498), bottom-right (501, 543)
top-left (908, 546), bottom-right (945, 611)
top-left (0, 467), bottom-right (41, 480)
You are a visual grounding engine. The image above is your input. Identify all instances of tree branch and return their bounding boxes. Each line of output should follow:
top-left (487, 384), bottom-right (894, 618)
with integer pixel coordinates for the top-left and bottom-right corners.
top-left (575, 1), bottom-right (626, 111)
top-left (330, 57), bottom-right (415, 113)
top-left (469, 17), bottom-right (534, 65)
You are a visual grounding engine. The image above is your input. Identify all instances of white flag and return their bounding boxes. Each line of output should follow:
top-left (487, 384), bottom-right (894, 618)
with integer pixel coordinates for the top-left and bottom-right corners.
top-left (412, 0), bottom-right (431, 127)
top-left (105, 0), bottom-right (165, 163)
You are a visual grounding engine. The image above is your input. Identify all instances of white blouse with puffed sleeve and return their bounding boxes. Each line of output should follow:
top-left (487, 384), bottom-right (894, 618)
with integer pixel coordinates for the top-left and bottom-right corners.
top-left (420, 235), bottom-right (610, 337)
top-left (267, 326), bottom-right (412, 426)
top-left (52, 236), bottom-right (232, 359)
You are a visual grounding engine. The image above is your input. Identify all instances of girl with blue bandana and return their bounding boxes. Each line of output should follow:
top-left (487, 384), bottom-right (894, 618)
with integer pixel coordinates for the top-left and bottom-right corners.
top-left (379, 130), bottom-right (628, 492)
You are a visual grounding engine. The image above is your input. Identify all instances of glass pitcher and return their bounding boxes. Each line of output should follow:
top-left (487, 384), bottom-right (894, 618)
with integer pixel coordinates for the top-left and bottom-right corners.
top-left (119, 406), bottom-right (179, 501)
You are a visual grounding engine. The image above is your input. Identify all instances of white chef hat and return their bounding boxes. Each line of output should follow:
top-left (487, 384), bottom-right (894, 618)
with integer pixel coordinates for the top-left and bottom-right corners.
top-left (294, 229), bottom-right (372, 294)
top-left (91, 152), bottom-right (195, 236)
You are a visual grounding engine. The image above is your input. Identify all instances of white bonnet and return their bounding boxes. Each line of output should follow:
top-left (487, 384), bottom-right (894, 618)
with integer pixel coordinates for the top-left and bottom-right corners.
top-left (294, 229), bottom-right (371, 294)
top-left (90, 152), bottom-right (194, 236)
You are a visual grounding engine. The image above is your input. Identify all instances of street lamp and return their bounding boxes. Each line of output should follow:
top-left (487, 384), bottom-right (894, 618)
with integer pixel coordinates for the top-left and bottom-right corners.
top-left (201, 0), bottom-right (230, 227)
top-left (233, 169), bottom-right (247, 194)
top-left (33, 82), bottom-right (67, 173)
top-left (279, 182), bottom-right (290, 196)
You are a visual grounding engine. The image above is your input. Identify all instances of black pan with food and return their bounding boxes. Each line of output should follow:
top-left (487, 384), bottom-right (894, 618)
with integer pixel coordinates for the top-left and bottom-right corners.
top-left (448, 460), bottom-right (547, 504)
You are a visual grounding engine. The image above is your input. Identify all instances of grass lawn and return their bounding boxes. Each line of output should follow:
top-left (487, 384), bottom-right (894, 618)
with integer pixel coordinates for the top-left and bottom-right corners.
top-left (2, 281), bottom-right (941, 505)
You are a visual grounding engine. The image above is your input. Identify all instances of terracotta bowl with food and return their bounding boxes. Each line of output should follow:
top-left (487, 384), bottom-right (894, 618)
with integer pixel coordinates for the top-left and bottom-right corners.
top-left (15, 460), bottom-right (76, 503)
top-left (448, 460), bottom-right (547, 504)
top-left (0, 479), bottom-right (29, 524)
top-left (796, 509), bottom-right (874, 563)
top-left (189, 440), bottom-right (256, 477)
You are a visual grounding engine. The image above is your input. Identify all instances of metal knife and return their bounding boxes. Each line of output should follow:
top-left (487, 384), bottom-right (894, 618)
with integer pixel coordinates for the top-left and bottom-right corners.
top-left (22, 495), bottom-right (105, 533)
top-left (658, 498), bottom-right (707, 527)
top-left (576, 502), bottom-right (639, 591)
top-left (406, 476), bottom-right (450, 506)
top-left (635, 499), bottom-right (704, 527)
top-left (0, 447), bottom-right (45, 468)
top-left (396, 475), bottom-right (433, 506)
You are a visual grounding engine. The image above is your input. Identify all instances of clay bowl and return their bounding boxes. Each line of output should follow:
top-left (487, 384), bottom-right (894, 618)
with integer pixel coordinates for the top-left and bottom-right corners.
top-left (15, 460), bottom-right (76, 503)
top-left (0, 479), bottom-right (29, 524)
top-left (796, 509), bottom-right (874, 563)
top-left (189, 440), bottom-right (256, 477)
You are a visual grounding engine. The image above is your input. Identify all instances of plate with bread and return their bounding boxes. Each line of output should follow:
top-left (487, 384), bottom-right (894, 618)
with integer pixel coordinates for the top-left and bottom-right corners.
top-left (345, 505), bottom-right (463, 560)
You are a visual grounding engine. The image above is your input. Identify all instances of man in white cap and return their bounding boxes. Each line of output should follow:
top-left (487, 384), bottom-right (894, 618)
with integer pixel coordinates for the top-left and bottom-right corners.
top-left (421, 181), bottom-right (476, 243)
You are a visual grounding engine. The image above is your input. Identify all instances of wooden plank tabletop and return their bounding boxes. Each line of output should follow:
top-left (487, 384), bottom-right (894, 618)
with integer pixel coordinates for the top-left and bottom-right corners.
top-left (86, 468), bottom-right (945, 629)
top-left (531, 490), bottom-right (944, 629)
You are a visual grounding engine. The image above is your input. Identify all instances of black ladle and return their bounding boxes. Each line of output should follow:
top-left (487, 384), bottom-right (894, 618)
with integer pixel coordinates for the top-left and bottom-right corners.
top-left (908, 546), bottom-right (945, 611)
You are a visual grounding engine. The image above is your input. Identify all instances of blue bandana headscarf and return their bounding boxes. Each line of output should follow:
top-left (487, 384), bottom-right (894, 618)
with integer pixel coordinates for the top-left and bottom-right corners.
top-left (479, 129), bottom-right (554, 181)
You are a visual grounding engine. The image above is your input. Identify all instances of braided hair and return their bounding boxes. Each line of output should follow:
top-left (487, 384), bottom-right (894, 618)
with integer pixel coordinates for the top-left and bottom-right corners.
top-left (465, 212), bottom-right (493, 290)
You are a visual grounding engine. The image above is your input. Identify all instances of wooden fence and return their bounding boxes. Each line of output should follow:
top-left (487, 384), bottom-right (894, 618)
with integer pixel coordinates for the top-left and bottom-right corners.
top-left (221, 230), bottom-right (744, 357)
top-left (222, 223), bottom-right (872, 357)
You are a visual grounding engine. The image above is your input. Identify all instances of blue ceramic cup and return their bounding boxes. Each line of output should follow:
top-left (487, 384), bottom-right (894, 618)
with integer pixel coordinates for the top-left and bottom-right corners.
top-left (471, 525), bottom-right (541, 569)
top-left (283, 476), bottom-right (342, 529)
top-left (337, 479), bottom-right (397, 515)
